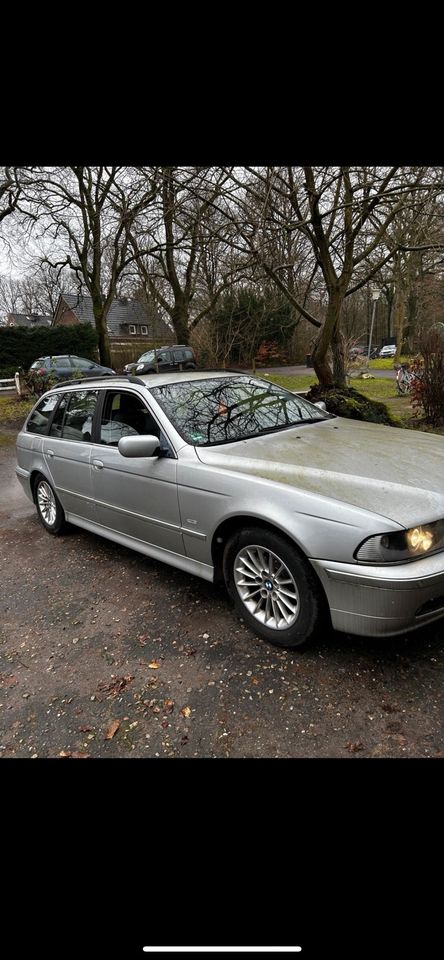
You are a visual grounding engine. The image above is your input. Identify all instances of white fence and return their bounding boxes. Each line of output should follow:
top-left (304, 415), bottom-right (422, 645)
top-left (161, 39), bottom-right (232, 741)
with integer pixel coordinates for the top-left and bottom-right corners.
top-left (0, 377), bottom-right (15, 392)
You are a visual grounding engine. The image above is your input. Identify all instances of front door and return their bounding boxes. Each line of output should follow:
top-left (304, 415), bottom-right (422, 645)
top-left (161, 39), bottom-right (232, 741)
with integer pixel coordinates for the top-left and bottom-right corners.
top-left (91, 389), bottom-right (183, 555)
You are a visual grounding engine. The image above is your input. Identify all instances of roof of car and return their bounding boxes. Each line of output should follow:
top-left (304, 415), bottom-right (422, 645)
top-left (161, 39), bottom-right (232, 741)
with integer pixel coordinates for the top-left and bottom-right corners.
top-left (34, 354), bottom-right (84, 361)
top-left (45, 370), bottom-right (250, 392)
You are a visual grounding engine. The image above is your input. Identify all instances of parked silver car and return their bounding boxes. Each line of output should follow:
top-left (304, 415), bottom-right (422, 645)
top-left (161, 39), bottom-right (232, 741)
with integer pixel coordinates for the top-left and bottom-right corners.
top-left (16, 371), bottom-right (444, 648)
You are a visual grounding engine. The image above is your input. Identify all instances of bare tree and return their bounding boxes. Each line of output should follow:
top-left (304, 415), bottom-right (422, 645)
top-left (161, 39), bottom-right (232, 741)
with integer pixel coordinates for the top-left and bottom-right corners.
top-left (221, 166), bottom-right (444, 388)
top-left (0, 168), bottom-right (21, 224)
top-left (129, 167), bottom-right (244, 344)
top-left (19, 167), bottom-right (157, 366)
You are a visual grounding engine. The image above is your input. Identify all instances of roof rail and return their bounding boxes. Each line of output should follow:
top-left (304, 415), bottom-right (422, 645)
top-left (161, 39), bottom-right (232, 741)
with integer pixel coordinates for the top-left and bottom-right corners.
top-left (126, 375), bottom-right (147, 385)
top-left (53, 374), bottom-right (119, 388)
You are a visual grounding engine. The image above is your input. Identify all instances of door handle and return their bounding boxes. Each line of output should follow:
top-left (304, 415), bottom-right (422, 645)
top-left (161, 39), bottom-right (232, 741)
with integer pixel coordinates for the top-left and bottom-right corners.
top-left (46, 449), bottom-right (54, 457)
top-left (92, 459), bottom-right (104, 470)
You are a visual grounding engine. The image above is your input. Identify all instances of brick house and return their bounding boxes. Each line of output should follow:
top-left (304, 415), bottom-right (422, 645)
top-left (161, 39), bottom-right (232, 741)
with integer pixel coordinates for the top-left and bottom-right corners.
top-left (52, 293), bottom-right (173, 342)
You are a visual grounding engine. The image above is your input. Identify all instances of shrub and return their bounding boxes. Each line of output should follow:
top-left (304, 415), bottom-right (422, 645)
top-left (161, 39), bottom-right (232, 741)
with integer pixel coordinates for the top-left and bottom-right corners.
top-left (410, 330), bottom-right (444, 424)
top-left (255, 340), bottom-right (289, 366)
top-left (0, 325), bottom-right (98, 377)
top-left (306, 384), bottom-right (395, 425)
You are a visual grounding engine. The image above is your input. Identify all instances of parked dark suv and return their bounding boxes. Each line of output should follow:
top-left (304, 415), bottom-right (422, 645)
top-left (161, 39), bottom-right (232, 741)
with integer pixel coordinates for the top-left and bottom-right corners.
top-left (131, 345), bottom-right (196, 376)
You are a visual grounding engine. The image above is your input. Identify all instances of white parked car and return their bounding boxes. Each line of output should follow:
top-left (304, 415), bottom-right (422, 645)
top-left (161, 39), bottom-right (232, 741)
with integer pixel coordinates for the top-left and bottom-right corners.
top-left (379, 344), bottom-right (397, 358)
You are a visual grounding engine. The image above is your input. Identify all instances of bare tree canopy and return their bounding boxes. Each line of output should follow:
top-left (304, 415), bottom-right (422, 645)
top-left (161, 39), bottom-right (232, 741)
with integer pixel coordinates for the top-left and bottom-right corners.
top-left (17, 166), bottom-right (157, 366)
top-left (2, 165), bottom-right (444, 383)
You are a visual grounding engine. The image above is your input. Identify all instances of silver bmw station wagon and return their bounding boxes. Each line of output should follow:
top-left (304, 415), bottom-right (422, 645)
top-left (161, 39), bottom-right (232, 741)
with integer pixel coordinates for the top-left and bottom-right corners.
top-left (16, 371), bottom-right (444, 648)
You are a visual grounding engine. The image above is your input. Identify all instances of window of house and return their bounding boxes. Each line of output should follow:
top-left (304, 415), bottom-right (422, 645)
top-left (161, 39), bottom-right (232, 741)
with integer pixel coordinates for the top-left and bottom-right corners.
top-left (129, 325), bottom-right (136, 335)
top-left (140, 325), bottom-right (148, 335)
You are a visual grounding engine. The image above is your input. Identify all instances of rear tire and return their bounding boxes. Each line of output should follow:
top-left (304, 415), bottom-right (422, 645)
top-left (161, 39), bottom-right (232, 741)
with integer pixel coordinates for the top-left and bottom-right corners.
top-left (223, 526), bottom-right (326, 648)
top-left (34, 474), bottom-right (66, 535)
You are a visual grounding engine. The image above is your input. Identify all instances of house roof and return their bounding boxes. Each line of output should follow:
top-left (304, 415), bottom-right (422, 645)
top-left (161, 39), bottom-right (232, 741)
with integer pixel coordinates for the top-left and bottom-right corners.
top-left (3, 312), bottom-right (52, 328)
top-left (58, 293), bottom-right (173, 339)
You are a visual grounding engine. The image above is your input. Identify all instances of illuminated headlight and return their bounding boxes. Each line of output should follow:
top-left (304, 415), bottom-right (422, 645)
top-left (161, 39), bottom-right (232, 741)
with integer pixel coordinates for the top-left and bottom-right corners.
top-left (355, 520), bottom-right (444, 563)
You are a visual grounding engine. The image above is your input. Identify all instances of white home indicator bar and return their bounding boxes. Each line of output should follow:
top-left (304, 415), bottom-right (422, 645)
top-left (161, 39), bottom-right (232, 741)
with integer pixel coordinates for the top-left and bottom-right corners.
top-left (143, 949), bottom-right (302, 954)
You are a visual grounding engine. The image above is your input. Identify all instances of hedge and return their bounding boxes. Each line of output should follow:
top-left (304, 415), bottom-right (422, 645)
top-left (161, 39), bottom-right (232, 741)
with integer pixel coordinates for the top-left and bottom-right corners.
top-left (0, 325), bottom-right (99, 377)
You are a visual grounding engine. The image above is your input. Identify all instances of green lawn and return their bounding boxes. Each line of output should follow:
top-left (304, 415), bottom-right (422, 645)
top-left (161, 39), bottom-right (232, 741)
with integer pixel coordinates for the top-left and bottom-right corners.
top-left (0, 394), bottom-right (34, 425)
top-left (368, 355), bottom-right (414, 370)
top-left (264, 372), bottom-right (398, 400)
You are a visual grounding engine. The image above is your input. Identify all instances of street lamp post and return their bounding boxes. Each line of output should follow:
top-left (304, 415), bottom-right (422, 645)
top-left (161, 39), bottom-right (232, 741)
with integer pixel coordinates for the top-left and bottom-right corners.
top-left (368, 290), bottom-right (381, 360)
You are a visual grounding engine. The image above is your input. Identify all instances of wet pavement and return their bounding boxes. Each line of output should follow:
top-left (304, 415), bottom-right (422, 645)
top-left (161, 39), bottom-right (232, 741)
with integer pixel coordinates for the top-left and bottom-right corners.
top-left (1, 424), bottom-right (442, 758)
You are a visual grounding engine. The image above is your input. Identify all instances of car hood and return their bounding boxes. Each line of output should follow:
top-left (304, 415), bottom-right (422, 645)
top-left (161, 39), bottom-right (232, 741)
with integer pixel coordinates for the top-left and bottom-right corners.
top-left (196, 417), bottom-right (444, 526)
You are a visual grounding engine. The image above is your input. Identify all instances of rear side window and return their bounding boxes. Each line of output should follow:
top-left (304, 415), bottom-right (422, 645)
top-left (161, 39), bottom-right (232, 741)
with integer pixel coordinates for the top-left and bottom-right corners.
top-left (71, 357), bottom-right (94, 370)
top-left (49, 395), bottom-right (68, 437)
top-left (26, 395), bottom-right (59, 434)
top-left (30, 358), bottom-right (48, 371)
top-left (59, 390), bottom-right (98, 442)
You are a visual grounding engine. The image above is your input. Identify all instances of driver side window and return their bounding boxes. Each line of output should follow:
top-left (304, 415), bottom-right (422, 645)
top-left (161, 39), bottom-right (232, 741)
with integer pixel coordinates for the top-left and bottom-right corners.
top-left (99, 391), bottom-right (174, 457)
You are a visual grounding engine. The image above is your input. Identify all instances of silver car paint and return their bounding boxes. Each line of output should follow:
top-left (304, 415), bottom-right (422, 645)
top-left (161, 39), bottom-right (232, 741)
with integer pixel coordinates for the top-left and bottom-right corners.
top-left (15, 373), bottom-right (444, 638)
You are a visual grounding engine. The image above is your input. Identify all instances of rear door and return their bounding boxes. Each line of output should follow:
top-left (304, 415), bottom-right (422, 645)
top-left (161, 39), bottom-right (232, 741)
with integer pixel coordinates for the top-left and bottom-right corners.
top-left (43, 389), bottom-right (98, 521)
top-left (90, 389), bottom-right (183, 554)
top-left (49, 356), bottom-right (73, 380)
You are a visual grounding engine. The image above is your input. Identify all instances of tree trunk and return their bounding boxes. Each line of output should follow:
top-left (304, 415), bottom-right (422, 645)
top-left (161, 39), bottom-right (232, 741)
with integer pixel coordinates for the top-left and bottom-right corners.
top-left (393, 286), bottom-right (406, 360)
top-left (331, 323), bottom-right (347, 387)
top-left (93, 307), bottom-right (112, 368)
top-left (312, 290), bottom-right (347, 389)
top-left (171, 299), bottom-right (190, 345)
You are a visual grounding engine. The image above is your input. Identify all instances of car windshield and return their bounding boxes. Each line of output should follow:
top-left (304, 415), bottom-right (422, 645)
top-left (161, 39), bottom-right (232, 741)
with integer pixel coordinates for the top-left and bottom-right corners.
top-left (138, 350), bottom-right (157, 363)
top-left (150, 376), bottom-right (332, 446)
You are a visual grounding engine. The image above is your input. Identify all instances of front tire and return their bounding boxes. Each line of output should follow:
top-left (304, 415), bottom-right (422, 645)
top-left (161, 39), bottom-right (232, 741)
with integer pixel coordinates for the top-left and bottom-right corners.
top-left (223, 526), bottom-right (325, 648)
top-left (34, 474), bottom-right (66, 534)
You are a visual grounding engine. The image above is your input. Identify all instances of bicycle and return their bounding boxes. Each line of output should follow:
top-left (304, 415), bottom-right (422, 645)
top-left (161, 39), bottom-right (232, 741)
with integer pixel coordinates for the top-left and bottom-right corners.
top-left (395, 362), bottom-right (420, 395)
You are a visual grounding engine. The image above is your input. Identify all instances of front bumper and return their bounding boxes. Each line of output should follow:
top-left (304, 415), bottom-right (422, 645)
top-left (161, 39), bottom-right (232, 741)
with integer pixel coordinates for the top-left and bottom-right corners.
top-left (310, 552), bottom-right (444, 636)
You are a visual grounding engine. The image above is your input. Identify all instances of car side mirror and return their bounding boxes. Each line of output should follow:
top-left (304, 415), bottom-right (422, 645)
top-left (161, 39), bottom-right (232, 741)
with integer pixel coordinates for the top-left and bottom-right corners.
top-left (118, 435), bottom-right (160, 458)
top-left (314, 401), bottom-right (327, 411)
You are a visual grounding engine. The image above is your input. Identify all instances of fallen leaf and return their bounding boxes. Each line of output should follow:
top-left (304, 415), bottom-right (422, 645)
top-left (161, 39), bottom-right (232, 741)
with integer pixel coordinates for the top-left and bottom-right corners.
top-left (148, 661), bottom-right (160, 669)
top-left (2, 675), bottom-right (19, 687)
top-left (163, 699), bottom-right (174, 713)
top-left (345, 741), bottom-right (364, 753)
top-left (104, 719), bottom-right (121, 740)
top-left (98, 675), bottom-right (134, 697)
top-left (180, 706), bottom-right (192, 718)
top-left (79, 725), bottom-right (93, 733)
top-left (180, 735), bottom-right (189, 745)
top-left (138, 634), bottom-right (148, 645)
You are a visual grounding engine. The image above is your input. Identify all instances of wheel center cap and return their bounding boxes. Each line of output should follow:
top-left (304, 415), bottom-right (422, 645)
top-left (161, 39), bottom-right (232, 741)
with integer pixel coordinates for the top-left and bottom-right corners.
top-left (264, 579), bottom-right (274, 591)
